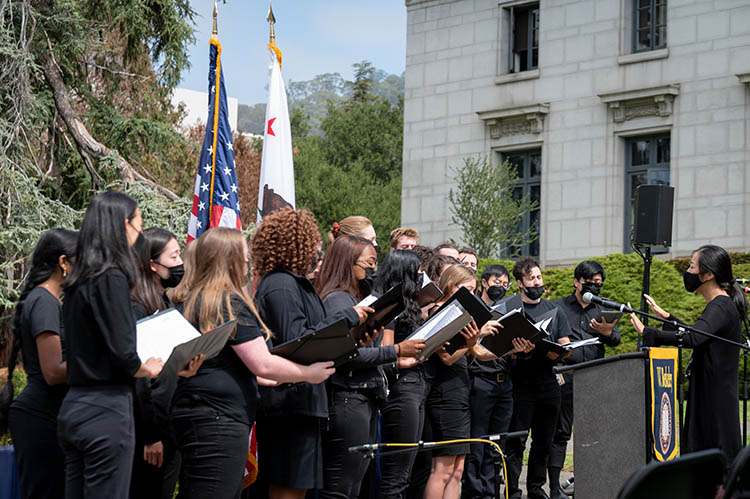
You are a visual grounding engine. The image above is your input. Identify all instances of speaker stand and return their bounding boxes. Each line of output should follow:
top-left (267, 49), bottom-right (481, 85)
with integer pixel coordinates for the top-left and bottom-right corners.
top-left (636, 245), bottom-right (653, 349)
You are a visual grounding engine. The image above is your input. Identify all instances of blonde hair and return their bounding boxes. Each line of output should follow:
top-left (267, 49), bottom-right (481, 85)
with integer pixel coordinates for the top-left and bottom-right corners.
top-left (181, 228), bottom-right (270, 338)
top-left (389, 227), bottom-right (419, 248)
top-left (438, 263), bottom-right (477, 297)
top-left (327, 215), bottom-right (373, 247)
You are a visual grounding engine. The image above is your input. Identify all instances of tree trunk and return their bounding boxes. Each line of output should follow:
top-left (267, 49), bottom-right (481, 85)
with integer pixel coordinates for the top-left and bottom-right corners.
top-left (37, 51), bottom-right (179, 200)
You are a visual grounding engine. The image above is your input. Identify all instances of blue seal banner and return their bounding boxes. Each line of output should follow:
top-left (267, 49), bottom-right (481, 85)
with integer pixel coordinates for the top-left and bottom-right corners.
top-left (649, 347), bottom-right (678, 461)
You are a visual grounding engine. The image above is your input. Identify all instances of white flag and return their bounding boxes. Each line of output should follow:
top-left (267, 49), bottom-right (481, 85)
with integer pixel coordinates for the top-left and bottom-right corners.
top-left (257, 44), bottom-right (295, 223)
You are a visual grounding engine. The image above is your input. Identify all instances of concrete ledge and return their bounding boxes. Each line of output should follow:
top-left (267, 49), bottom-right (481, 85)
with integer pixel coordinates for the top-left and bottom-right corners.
top-left (617, 48), bottom-right (669, 65)
top-left (495, 69), bottom-right (540, 86)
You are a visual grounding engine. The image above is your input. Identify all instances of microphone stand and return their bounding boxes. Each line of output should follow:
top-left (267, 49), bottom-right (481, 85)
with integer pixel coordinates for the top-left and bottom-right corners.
top-left (629, 307), bottom-right (750, 455)
top-left (743, 318), bottom-right (750, 446)
top-left (348, 430), bottom-right (528, 499)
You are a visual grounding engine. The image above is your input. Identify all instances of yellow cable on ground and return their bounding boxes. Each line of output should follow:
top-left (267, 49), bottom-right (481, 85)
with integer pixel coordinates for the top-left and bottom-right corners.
top-left (381, 438), bottom-right (509, 499)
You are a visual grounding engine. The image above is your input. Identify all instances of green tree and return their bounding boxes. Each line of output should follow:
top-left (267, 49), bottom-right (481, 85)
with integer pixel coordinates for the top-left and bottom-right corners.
top-left (349, 60), bottom-right (375, 103)
top-left (449, 155), bottom-right (538, 258)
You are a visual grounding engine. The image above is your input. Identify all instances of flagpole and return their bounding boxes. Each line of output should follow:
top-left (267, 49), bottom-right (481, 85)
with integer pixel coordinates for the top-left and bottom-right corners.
top-left (208, 0), bottom-right (222, 223)
top-left (267, 3), bottom-right (275, 43)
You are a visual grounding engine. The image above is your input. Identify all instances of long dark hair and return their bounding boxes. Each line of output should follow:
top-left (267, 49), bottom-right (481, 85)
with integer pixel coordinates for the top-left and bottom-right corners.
top-left (696, 245), bottom-right (748, 322)
top-left (65, 191), bottom-right (138, 290)
top-left (374, 250), bottom-right (422, 333)
top-left (315, 235), bottom-right (373, 301)
top-left (130, 228), bottom-right (175, 314)
top-left (0, 229), bottom-right (77, 433)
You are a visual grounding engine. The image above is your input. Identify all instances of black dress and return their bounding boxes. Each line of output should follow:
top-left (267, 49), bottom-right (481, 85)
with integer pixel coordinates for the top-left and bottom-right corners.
top-left (8, 287), bottom-right (67, 499)
top-left (642, 295), bottom-right (742, 462)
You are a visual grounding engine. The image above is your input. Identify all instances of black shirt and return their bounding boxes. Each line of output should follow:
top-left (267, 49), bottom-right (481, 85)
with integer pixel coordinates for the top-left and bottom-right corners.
top-left (256, 269), bottom-right (360, 418)
top-left (63, 268), bottom-right (142, 386)
top-left (510, 299), bottom-right (572, 391)
top-left (553, 293), bottom-right (621, 365)
top-left (10, 287), bottom-right (67, 422)
top-left (173, 294), bottom-right (264, 425)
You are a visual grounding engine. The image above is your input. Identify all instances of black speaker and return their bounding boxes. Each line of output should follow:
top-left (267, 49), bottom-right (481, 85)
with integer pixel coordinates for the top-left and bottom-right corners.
top-left (634, 184), bottom-right (674, 247)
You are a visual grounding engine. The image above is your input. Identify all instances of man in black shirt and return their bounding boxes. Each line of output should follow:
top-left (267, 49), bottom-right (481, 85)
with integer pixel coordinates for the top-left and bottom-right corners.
top-left (505, 257), bottom-right (572, 499)
top-left (462, 265), bottom-right (514, 499)
top-left (548, 260), bottom-right (620, 498)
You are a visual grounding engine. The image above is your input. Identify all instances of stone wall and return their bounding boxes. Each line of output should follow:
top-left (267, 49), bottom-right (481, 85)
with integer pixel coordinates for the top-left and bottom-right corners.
top-left (402, 0), bottom-right (750, 265)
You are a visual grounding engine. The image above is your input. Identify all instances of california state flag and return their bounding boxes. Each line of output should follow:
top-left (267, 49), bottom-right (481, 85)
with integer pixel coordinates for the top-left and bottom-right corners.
top-left (256, 42), bottom-right (295, 223)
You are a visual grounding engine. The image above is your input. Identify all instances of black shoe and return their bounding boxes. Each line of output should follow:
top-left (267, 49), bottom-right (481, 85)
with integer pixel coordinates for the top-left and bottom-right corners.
top-left (550, 486), bottom-right (567, 499)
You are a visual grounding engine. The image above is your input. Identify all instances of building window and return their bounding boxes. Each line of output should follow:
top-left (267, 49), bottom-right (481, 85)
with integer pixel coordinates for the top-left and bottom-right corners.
top-left (633, 0), bottom-right (667, 53)
top-left (508, 4), bottom-right (539, 73)
top-left (503, 149), bottom-right (541, 257)
top-left (624, 134), bottom-right (670, 251)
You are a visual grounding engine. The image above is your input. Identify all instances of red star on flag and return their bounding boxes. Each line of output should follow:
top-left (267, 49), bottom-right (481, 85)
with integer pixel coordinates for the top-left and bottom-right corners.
top-left (267, 117), bottom-right (276, 137)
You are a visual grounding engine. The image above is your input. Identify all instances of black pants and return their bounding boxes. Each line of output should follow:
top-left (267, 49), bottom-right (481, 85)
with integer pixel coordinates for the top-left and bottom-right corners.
top-left (548, 378), bottom-right (573, 470)
top-left (172, 405), bottom-right (250, 499)
top-left (462, 375), bottom-right (514, 499)
top-left (377, 370), bottom-right (428, 499)
top-left (130, 439), bottom-right (181, 499)
top-left (8, 406), bottom-right (65, 499)
top-left (505, 384), bottom-right (561, 499)
top-left (57, 386), bottom-right (135, 499)
top-left (320, 389), bottom-right (379, 499)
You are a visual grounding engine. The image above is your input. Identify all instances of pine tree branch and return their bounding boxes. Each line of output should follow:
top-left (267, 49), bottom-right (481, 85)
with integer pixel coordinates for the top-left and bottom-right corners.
top-left (37, 37), bottom-right (179, 201)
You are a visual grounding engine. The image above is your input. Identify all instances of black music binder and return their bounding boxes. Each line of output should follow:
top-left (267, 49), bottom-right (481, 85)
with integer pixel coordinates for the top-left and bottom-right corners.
top-left (351, 285), bottom-right (404, 341)
top-left (270, 319), bottom-right (359, 366)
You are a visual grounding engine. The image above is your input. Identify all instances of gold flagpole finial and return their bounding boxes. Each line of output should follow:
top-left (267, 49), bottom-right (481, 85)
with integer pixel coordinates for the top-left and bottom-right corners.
top-left (212, 0), bottom-right (218, 36)
top-left (267, 3), bottom-right (276, 43)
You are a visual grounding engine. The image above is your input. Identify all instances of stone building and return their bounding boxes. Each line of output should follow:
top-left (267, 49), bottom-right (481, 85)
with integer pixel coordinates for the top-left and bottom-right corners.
top-left (402, 0), bottom-right (750, 265)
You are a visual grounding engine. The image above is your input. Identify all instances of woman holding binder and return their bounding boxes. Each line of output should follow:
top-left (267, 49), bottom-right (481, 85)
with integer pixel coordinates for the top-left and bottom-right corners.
top-left (423, 264), bottom-right (481, 499)
top-left (57, 191), bottom-right (165, 499)
top-left (3, 228), bottom-right (76, 499)
top-left (129, 227), bottom-right (195, 499)
top-left (171, 227), bottom-right (338, 498)
top-left (251, 208), bottom-right (372, 499)
top-left (376, 249), bottom-right (431, 499)
top-left (315, 235), bottom-right (424, 499)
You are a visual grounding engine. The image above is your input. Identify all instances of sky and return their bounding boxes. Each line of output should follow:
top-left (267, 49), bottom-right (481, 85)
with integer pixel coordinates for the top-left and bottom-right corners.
top-left (179, 0), bottom-right (407, 107)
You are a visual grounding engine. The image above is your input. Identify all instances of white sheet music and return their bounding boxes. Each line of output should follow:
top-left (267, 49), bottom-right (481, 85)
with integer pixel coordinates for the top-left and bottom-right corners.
top-left (409, 302), bottom-right (466, 341)
top-left (564, 337), bottom-right (601, 350)
top-left (356, 294), bottom-right (379, 307)
top-left (136, 309), bottom-right (200, 362)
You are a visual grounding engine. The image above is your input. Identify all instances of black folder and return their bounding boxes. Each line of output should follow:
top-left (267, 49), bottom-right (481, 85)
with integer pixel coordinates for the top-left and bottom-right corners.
top-left (270, 319), bottom-right (359, 366)
top-left (417, 281), bottom-right (444, 307)
top-left (351, 285), bottom-right (404, 342)
top-left (406, 303), bottom-right (473, 362)
top-left (160, 319), bottom-right (237, 378)
top-left (479, 308), bottom-right (552, 357)
top-left (439, 287), bottom-right (494, 354)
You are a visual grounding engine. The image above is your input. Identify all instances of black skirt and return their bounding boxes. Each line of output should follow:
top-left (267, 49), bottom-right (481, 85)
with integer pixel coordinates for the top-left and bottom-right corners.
top-left (426, 373), bottom-right (471, 457)
top-left (256, 415), bottom-right (324, 488)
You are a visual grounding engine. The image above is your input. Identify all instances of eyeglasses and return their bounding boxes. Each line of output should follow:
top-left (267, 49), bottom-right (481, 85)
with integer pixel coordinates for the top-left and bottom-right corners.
top-left (355, 259), bottom-right (377, 270)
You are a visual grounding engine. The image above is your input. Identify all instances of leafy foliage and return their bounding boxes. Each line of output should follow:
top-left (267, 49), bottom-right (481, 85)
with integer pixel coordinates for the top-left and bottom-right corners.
top-left (450, 156), bottom-right (538, 258)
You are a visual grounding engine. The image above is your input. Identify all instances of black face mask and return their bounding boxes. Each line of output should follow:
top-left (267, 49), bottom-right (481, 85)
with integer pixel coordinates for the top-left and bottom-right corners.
top-left (158, 263), bottom-right (184, 289)
top-left (524, 285), bottom-right (545, 301)
top-left (580, 282), bottom-right (602, 297)
top-left (487, 285), bottom-right (507, 302)
top-left (359, 267), bottom-right (377, 297)
top-left (683, 271), bottom-right (702, 293)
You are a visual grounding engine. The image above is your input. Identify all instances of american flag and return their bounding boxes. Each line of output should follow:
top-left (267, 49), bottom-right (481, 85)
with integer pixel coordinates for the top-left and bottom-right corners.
top-left (186, 35), bottom-right (241, 244)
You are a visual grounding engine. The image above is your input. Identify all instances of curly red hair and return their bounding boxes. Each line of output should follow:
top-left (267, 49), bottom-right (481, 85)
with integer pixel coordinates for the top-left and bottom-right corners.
top-left (251, 207), bottom-right (321, 277)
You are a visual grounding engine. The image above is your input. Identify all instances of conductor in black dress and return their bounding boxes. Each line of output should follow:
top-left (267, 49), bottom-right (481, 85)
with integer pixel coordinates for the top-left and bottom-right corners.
top-left (631, 245), bottom-right (745, 463)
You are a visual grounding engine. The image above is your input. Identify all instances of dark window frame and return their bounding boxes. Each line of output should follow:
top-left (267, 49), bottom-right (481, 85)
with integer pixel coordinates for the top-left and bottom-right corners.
top-left (508, 3), bottom-right (540, 73)
top-left (624, 134), bottom-right (671, 252)
top-left (501, 149), bottom-right (541, 258)
top-left (632, 0), bottom-right (667, 53)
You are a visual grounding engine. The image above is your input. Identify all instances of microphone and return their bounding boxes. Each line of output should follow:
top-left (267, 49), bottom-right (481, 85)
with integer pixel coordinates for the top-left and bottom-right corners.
top-left (582, 292), bottom-right (634, 313)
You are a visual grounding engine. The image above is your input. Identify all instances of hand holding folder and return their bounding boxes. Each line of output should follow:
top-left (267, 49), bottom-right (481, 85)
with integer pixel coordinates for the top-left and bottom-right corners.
top-left (270, 319), bottom-right (359, 366)
top-left (136, 308), bottom-right (236, 378)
